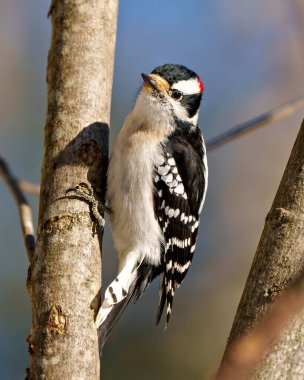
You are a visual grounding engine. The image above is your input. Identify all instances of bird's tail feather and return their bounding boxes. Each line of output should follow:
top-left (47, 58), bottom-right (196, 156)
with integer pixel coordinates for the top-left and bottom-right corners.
top-left (98, 277), bottom-right (138, 350)
top-left (98, 263), bottom-right (160, 350)
top-left (156, 275), bottom-right (166, 325)
top-left (156, 274), bottom-right (176, 329)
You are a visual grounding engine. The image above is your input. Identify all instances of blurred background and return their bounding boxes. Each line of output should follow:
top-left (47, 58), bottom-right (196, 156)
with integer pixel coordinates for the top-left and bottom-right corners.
top-left (1, 1), bottom-right (304, 379)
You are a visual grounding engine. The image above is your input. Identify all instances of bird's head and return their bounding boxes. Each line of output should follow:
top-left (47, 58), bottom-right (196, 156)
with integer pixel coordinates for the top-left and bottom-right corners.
top-left (134, 64), bottom-right (204, 132)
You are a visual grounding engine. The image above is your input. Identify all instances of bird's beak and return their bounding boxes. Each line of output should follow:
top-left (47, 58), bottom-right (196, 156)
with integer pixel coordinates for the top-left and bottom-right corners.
top-left (141, 73), bottom-right (158, 92)
top-left (141, 73), bottom-right (170, 94)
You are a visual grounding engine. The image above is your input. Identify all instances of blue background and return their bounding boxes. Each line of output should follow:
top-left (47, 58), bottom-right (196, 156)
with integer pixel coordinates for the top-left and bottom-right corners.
top-left (0, 1), bottom-right (304, 378)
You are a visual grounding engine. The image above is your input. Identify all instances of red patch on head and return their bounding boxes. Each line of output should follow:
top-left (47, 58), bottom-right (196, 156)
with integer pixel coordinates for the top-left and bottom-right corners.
top-left (197, 77), bottom-right (204, 93)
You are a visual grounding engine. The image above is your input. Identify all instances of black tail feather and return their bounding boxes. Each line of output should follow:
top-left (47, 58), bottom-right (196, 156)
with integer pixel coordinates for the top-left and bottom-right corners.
top-left (156, 278), bottom-right (166, 325)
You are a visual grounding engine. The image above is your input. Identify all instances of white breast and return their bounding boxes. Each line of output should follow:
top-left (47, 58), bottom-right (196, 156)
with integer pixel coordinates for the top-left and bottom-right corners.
top-left (107, 94), bottom-right (171, 267)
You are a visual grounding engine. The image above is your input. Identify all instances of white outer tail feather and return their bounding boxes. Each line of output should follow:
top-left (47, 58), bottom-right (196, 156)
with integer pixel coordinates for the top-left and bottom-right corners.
top-left (95, 258), bottom-right (138, 328)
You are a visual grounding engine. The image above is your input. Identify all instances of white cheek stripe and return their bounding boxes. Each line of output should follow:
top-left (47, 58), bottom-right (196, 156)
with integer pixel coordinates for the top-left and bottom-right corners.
top-left (171, 78), bottom-right (201, 95)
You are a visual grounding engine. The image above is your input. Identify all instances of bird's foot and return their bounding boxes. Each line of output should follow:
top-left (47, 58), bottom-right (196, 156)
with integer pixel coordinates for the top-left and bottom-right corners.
top-left (66, 182), bottom-right (108, 231)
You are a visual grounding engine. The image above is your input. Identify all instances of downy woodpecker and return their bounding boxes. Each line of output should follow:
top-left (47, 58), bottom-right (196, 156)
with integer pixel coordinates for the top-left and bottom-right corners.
top-left (96, 64), bottom-right (208, 343)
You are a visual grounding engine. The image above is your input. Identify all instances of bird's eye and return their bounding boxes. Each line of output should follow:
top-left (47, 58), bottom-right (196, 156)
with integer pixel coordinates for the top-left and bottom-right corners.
top-left (170, 89), bottom-right (183, 100)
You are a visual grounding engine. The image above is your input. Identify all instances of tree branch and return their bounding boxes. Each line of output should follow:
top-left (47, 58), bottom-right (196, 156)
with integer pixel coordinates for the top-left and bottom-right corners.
top-left (215, 278), bottom-right (304, 380)
top-left (206, 95), bottom-right (304, 150)
top-left (0, 156), bottom-right (35, 261)
top-left (221, 118), bottom-right (304, 378)
top-left (27, 1), bottom-right (118, 379)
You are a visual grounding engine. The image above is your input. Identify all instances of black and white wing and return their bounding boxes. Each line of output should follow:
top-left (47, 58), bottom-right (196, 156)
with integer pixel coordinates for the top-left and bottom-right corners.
top-left (154, 127), bottom-right (208, 326)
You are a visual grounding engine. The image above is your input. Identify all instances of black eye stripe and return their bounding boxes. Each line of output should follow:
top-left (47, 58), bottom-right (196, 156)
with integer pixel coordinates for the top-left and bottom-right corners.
top-left (180, 94), bottom-right (202, 118)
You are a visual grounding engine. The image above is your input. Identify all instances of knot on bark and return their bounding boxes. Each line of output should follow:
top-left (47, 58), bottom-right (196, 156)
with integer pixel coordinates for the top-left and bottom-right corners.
top-left (265, 207), bottom-right (301, 224)
top-left (46, 305), bottom-right (67, 335)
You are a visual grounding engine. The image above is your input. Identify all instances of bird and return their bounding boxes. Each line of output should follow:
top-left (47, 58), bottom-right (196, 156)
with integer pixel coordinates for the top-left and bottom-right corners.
top-left (96, 63), bottom-right (208, 345)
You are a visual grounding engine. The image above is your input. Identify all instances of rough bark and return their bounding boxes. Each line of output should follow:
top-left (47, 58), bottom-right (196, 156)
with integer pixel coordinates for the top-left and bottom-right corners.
top-left (222, 119), bottom-right (304, 378)
top-left (27, 1), bottom-right (118, 379)
top-left (252, 313), bottom-right (304, 379)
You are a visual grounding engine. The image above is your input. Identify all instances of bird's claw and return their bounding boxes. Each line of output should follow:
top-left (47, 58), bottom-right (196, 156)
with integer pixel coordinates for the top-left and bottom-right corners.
top-left (66, 182), bottom-right (106, 231)
top-left (66, 182), bottom-right (92, 197)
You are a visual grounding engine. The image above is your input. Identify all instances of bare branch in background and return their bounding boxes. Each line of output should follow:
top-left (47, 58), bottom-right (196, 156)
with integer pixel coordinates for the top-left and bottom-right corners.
top-left (18, 180), bottom-right (40, 195)
top-left (214, 279), bottom-right (304, 380)
top-left (206, 95), bottom-right (304, 150)
top-left (0, 156), bottom-right (35, 261)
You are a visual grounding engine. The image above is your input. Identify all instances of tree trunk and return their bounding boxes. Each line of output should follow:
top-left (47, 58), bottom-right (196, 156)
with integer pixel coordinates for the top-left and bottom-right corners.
top-left (222, 119), bottom-right (304, 378)
top-left (27, 1), bottom-right (118, 379)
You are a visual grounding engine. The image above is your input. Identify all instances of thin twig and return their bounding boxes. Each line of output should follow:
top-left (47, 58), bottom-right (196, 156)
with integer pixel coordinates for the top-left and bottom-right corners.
top-left (206, 95), bottom-right (304, 150)
top-left (18, 179), bottom-right (40, 195)
top-left (0, 156), bottom-right (35, 261)
top-left (213, 280), bottom-right (304, 380)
